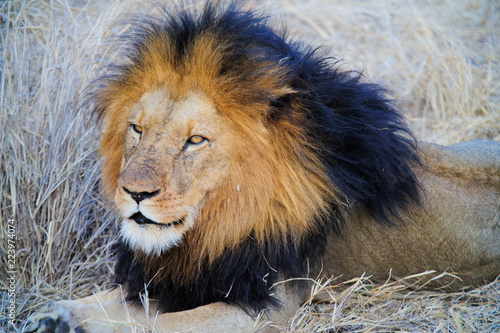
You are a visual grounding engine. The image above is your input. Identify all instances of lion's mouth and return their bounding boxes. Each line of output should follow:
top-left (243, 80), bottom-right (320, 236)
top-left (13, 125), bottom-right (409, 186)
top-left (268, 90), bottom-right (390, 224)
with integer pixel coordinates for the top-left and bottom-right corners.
top-left (129, 212), bottom-right (185, 228)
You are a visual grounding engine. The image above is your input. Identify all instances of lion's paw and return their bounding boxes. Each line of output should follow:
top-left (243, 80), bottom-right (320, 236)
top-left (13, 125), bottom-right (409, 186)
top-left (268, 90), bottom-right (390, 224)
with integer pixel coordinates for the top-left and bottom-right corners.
top-left (21, 301), bottom-right (83, 333)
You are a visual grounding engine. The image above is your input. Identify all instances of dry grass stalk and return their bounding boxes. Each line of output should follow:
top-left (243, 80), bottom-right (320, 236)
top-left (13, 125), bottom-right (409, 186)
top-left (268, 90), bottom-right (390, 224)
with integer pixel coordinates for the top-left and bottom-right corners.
top-left (1, 0), bottom-right (498, 332)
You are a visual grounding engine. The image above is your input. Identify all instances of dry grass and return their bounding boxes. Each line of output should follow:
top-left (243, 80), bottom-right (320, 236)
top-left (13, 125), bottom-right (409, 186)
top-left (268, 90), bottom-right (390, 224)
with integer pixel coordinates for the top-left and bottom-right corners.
top-left (1, 0), bottom-right (499, 332)
top-left (277, 273), bottom-right (500, 332)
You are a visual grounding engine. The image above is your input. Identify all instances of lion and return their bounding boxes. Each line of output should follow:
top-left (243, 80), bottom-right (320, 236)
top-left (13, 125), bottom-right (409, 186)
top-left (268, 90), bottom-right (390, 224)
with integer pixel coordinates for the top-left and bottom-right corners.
top-left (24, 2), bottom-right (500, 332)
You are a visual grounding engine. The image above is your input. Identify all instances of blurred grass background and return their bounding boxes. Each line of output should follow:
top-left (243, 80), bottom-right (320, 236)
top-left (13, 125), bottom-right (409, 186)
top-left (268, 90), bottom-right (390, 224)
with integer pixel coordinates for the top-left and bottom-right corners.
top-left (1, 0), bottom-right (499, 332)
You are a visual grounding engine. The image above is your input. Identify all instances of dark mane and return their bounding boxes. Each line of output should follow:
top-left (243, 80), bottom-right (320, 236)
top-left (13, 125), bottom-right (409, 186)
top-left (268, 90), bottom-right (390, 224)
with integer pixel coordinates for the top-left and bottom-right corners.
top-left (109, 1), bottom-right (420, 314)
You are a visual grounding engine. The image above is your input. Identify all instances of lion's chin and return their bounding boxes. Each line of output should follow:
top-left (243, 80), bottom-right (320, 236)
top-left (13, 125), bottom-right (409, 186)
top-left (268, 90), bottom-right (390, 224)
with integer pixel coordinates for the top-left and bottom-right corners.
top-left (119, 215), bottom-right (194, 256)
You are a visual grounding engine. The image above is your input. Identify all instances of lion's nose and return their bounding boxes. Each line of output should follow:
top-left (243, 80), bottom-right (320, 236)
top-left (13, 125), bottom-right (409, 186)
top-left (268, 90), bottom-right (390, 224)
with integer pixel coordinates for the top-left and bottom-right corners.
top-left (123, 187), bottom-right (161, 204)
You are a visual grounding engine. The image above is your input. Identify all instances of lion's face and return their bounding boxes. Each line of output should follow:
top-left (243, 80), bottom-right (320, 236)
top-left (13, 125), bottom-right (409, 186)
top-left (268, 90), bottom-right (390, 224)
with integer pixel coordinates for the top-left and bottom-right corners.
top-left (115, 89), bottom-right (234, 255)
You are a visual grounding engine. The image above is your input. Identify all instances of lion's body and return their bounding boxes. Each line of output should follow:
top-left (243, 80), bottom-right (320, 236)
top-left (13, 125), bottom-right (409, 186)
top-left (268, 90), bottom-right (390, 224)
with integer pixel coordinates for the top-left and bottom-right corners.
top-left (324, 141), bottom-right (500, 289)
top-left (25, 2), bottom-right (500, 332)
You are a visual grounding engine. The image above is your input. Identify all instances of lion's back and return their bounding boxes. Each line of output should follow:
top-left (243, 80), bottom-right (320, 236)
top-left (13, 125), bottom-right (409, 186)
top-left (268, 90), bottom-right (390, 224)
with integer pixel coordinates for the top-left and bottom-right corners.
top-left (419, 140), bottom-right (500, 183)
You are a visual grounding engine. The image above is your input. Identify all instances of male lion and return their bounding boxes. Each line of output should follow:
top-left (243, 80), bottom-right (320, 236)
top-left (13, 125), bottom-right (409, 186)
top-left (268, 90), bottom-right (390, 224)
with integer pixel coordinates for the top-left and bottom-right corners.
top-left (25, 2), bottom-right (500, 333)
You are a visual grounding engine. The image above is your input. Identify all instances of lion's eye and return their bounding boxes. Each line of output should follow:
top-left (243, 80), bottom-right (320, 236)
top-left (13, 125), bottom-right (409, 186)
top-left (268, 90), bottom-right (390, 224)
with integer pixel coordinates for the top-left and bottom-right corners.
top-left (187, 135), bottom-right (206, 145)
top-left (131, 124), bottom-right (143, 135)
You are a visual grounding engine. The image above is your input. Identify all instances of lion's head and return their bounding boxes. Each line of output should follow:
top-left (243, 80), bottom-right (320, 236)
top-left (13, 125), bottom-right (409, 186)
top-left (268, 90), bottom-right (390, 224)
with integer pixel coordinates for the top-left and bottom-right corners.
top-left (94, 2), bottom-right (420, 312)
top-left (96, 12), bottom-right (337, 258)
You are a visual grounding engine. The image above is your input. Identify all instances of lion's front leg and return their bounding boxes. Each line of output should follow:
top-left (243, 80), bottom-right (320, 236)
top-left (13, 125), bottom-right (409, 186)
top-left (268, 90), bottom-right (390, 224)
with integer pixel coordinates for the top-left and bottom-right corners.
top-left (23, 283), bottom-right (301, 333)
top-left (23, 288), bottom-right (153, 333)
top-left (23, 292), bottom-right (257, 333)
